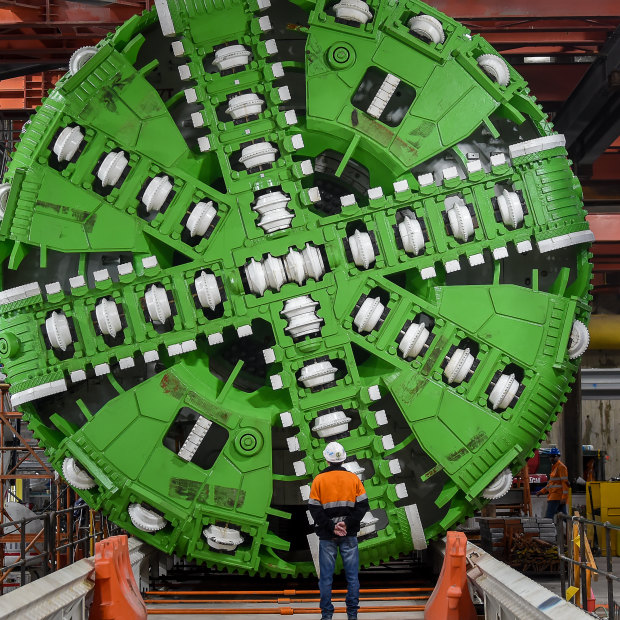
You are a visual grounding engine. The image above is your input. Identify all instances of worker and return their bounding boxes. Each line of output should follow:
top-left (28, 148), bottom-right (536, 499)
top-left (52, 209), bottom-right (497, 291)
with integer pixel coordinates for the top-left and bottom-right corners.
top-left (308, 441), bottom-right (369, 620)
top-left (536, 447), bottom-right (570, 518)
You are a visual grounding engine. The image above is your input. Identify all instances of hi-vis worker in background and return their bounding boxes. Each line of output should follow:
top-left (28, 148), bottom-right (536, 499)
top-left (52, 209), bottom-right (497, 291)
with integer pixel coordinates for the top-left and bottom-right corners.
top-left (308, 441), bottom-right (369, 620)
top-left (536, 447), bottom-right (570, 519)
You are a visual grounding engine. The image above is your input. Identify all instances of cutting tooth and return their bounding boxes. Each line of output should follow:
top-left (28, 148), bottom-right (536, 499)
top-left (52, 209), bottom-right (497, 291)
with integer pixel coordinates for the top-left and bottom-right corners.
top-left (299, 360), bottom-right (337, 389)
top-left (46, 311), bottom-right (73, 351)
top-left (245, 259), bottom-right (268, 296)
top-left (282, 296), bottom-right (322, 338)
top-left (353, 297), bottom-right (384, 333)
top-left (398, 322), bottom-right (430, 360)
top-left (213, 44), bottom-right (252, 72)
top-left (145, 285), bottom-right (172, 325)
top-left (62, 457), bottom-right (96, 490)
top-left (128, 503), bottom-right (167, 532)
top-left (263, 254), bottom-right (287, 291)
top-left (342, 461), bottom-right (365, 479)
top-left (312, 410), bottom-right (351, 437)
top-left (226, 93), bottom-right (264, 120)
top-left (195, 271), bottom-right (222, 310)
top-left (186, 201), bottom-right (217, 238)
top-left (95, 298), bottom-right (122, 338)
top-left (358, 512), bottom-right (379, 536)
top-left (497, 189), bottom-right (524, 229)
top-left (488, 373), bottom-right (519, 410)
top-left (408, 14), bottom-right (445, 44)
top-left (239, 142), bottom-right (278, 169)
top-left (97, 151), bottom-right (128, 187)
top-left (301, 245), bottom-right (325, 280)
top-left (333, 0), bottom-right (373, 24)
top-left (53, 126), bottom-right (84, 162)
top-left (349, 230), bottom-right (376, 269)
top-left (253, 191), bottom-right (293, 233)
top-left (446, 198), bottom-right (474, 242)
top-left (203, 525), bottom-right (244, 551)
top-left (284, 249), bottom-right (306, 285)
top-left (444, 348), bottom-right (475, 384)
top-left (398, 215), bottom-right (425, 255)
top-left (142, 176), bottom-right (173, 213)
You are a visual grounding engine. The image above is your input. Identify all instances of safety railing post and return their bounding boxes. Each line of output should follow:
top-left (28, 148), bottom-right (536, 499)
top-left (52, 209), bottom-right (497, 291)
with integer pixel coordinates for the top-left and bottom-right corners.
top-left (19, 517), bottom-right (26, 587)
top-left (42, 512), bottom-right (50, 577)
top-left (579, 519), bottom-right (587, 608)
top-left (558, 512), bottom-right (566, 600)
top-left (49, 511), bottom-right (57, 574)
top-left (69, 505), bottom-right (75, 564)
top-left (606, 524), bottom-right (614, 620)
top-left (556, 513), bottom-right (620, 613)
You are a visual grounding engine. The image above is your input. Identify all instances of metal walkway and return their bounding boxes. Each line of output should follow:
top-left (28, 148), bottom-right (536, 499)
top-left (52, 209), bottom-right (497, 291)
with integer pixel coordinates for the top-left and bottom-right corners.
top-left (142, 557), bottom-right (433, 618)
top-left (0, 536), bottom-right (599, 619)
top-left (143, 586), bottom-right (431, 617)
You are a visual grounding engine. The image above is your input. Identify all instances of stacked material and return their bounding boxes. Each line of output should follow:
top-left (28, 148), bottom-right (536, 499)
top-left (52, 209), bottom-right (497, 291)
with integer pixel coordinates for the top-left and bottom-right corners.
top-left (520, 517), bottom-right (557, 544)
top-left (509, 533), bottom-right (560, 573)
top-left (478, 517), bottom-right (557, 563)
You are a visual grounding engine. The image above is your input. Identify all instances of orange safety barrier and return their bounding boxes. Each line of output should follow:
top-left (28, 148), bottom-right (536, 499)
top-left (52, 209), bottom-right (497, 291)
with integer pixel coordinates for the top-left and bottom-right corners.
top-left (424, 531), bottom-right (477, 620)
top-left (90, 535), bottom-right (147, 620)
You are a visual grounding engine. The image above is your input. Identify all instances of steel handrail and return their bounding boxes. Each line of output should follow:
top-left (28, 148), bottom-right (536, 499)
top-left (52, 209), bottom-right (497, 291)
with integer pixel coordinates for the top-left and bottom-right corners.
top-left (0, 504), bottom-right (119, 590)
top-left (556, 513), bottom-right (619, 619)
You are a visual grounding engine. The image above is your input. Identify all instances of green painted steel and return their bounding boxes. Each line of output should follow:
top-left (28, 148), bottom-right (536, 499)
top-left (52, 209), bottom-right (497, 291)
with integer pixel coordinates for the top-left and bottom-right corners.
top-left (0, 0), bottom-right (592, 576)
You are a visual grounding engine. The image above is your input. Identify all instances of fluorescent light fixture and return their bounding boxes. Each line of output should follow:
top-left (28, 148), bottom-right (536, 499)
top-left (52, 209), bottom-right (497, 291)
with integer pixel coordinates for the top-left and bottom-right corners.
top-left (524, 56), bottom-right (553, 64)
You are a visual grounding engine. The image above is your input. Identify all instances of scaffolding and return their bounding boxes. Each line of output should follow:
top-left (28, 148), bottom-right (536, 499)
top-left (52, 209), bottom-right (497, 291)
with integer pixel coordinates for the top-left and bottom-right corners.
top-left (0, 384), bottom-right (54, 521)
top-left (0, 384), bottom-right (119, 591)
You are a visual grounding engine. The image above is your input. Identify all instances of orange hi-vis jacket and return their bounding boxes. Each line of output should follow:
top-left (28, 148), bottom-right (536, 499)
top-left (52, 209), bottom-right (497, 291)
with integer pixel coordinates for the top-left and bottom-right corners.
top-left (308, 465), bottom-right (369, 539)
top-left (540, 459), bottom-right (570, 502)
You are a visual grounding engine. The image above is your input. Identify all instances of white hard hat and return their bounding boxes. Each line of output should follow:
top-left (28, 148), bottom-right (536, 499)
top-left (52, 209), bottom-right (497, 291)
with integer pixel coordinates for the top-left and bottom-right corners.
top-left (323, 441), bottom-right (346, 463)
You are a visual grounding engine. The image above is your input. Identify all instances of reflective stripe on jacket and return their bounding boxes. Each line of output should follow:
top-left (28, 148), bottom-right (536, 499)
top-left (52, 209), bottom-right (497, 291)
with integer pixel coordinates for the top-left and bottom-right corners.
top-left (308, 465), bottom-right (369, 539)
top-left (540, 459), bottom-right (569, 502)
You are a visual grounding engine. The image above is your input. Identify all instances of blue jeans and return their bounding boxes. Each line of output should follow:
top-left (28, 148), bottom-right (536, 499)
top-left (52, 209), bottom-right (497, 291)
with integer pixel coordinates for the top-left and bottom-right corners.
top-left (545, 500), bottom-right (568, 519)
top-left (319, 536), bottom-right (359, 619)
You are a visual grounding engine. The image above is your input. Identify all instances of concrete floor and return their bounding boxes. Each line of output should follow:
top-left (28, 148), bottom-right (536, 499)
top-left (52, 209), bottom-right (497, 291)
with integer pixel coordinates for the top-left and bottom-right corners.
top-left (535, 556), bottom-right (620, 612)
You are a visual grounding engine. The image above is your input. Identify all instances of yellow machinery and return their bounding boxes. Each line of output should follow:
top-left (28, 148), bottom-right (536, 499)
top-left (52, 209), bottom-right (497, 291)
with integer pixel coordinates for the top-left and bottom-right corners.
top-left (586, 481), bottom-right (620, 556)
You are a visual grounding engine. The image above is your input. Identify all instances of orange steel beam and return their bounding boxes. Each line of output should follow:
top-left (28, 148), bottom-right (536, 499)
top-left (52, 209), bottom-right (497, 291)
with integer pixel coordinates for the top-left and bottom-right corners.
top-left (146, 606), bottom-right (426, 615)
top-left (0, 474), bottom-right (54, 479)
top-left (0, 71), bottom-right (61, 109)
top-left (0, 527), bottom-right (45, 584)
top-left (592, 243), bottom-right (620, 256)
top-left (587, 214), bottom-right (620, 242)
top-left (0, 0), bottom-right (150, 66)
top-left (591, 153), bottom-right (620, 181)
top-left (517, 64), bottom-right (590, 102)
top-left (582, 182), bottom-right (620, 202)
top-left (0, 2), bottom-right (150, 26)
top-left (145, 596), bottom-right (430, 604)
top-left (467, 18), bottom-right (619, 29)
top-left (484, 31), bottom-right (609, 46)
top-left (145, 588), bottom-right (433, 595)
top-left (433, 0), bottom-right (620, 18)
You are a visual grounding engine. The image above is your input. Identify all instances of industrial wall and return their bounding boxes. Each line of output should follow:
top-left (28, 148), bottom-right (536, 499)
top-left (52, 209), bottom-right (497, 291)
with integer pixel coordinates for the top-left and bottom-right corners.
top-left (547, 350), bottom-right (619, 480)
top-left (581, 350), bottom-right (620, 479)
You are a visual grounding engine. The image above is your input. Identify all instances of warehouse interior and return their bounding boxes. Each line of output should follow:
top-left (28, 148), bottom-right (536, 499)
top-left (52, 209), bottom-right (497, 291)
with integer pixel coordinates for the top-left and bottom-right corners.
top-left (0, 0), bottom-right (619, 617)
